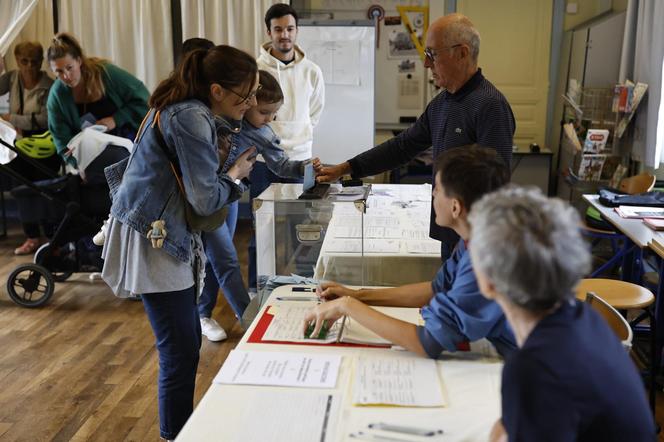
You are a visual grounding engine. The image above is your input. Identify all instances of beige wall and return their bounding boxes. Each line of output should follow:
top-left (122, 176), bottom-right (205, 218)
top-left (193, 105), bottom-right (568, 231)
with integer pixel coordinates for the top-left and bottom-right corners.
top-left (564, 0), bottom-right (627, 30)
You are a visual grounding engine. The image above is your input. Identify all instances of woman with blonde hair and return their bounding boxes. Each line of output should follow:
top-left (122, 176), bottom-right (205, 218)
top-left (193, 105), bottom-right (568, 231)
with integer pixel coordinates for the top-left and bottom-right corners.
top-left (46, 32), bottom-right (149, 165)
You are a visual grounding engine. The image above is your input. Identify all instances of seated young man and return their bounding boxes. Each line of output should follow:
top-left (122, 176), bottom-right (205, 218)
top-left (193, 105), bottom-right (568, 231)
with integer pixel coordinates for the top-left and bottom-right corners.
top-left (468, 186), bottom-right (655, 441)
top-left (304, 146), bottom-right (517, 358)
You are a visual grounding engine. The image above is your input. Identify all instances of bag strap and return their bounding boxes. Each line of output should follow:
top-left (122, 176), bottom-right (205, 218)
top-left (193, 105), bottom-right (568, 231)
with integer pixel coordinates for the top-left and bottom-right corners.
top-left (146, 109), bottom-right (188, 198)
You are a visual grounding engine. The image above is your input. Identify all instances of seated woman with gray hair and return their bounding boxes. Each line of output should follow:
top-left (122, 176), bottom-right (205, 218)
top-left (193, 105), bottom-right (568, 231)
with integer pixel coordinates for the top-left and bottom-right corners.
top-left (468, 186), bottom-right (655, 441)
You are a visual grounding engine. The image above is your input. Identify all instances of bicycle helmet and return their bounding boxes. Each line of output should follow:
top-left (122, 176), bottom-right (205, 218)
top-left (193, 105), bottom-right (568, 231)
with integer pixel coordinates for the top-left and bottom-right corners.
top-left (15, 131), bottom-right (56, 159)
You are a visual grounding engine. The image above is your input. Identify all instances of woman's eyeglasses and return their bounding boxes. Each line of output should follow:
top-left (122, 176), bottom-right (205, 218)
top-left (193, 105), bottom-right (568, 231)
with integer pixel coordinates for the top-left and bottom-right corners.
top-left (228, 84), bottom-right (262, 104)
top-left (18, 58), bottom-right (42, 67)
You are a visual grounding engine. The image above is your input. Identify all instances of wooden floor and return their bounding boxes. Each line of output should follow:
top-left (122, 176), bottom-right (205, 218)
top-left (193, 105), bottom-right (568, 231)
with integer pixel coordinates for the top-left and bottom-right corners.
top-left (1, 221), bottom-right (664, 441)
top-left (0, 222), bottom-right (251, 441)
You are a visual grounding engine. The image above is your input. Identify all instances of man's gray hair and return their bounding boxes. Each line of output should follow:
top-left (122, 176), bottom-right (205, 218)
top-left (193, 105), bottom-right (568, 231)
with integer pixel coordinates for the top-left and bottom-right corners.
top-left (468, 186), bottom-right (590, 312)
top-left (442, 17), bottom-right (480, 62)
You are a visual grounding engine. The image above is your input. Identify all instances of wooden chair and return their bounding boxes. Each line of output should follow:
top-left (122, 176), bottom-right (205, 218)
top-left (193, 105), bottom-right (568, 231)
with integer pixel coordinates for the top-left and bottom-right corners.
top-left (618, 173), bottom-right (657, 194)
top-left (583, 172), bottom-right (656, 279)
top-left (575, 278), bottom-right (656, 409)
top-left (584, 291), bottom-right (633, 351)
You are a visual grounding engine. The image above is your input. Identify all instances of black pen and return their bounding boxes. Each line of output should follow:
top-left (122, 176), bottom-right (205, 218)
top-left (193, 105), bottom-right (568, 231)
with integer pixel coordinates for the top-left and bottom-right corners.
top-left (368, 423), bottom-right (444, 437)
top-left (292, 287), bottom-right (315, 292)
top-left (275, 296), bottom-right (319, 302)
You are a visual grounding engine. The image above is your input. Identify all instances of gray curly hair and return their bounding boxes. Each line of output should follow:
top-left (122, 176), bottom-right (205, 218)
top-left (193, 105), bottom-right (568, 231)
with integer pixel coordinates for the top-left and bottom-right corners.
top-left (468, 186), bottom-right (590, 312)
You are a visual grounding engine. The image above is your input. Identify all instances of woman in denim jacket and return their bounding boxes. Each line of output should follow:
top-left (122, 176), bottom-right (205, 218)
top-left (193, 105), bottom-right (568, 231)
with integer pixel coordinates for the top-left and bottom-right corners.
top-left (101, 45), bottom-right (258, 440)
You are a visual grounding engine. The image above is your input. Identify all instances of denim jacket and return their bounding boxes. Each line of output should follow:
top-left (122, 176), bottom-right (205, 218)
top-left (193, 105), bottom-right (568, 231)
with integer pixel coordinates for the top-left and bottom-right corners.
top-left (105, 99), bottom-right (242, 263)
top-left (223, 122), bottom-right (304, 179)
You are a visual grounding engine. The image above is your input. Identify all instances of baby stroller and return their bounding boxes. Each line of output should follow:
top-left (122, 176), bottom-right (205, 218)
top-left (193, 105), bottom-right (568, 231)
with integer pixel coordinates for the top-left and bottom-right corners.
top-left (0, 132), bottom-right (129, 307)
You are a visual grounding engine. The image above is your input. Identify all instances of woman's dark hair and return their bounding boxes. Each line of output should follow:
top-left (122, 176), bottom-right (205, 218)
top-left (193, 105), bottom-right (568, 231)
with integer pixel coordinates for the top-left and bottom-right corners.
top-left (15, 41), bottom-right (44, 62)
top-left (182, 37), bottom-right (214, 55)
top-left (149, 45), bottom-right (257, 110)
top-left (265, 3), bottom-right (298, 30)
top-left (434, 145), bottom-right (509, 210)
top-left (256, 70), bottom-right (283, 104)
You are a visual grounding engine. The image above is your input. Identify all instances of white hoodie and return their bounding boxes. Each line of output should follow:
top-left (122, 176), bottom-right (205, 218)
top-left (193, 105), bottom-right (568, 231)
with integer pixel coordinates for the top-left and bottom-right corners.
top-left (257, 43), bottom-right (325, 161)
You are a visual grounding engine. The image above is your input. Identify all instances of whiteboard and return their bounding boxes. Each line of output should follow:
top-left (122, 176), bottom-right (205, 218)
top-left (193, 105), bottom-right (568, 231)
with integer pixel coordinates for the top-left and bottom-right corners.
top-left (297, 22), bottom-right (375, 165)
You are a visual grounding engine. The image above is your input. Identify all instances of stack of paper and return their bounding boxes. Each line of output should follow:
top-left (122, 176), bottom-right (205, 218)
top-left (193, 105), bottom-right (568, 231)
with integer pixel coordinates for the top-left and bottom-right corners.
top-left (214, 350), bottom-right (341, 388)
top-left (352, 356), bottom-right (446, 407)
top-left (615, 206), bottom-right (664, 219)
top-left (233, 390), bottom-right (340, 442)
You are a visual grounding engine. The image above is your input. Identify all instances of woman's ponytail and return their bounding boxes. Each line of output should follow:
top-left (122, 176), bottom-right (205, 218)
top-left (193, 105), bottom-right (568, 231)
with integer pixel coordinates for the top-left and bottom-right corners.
top-left (149, 45), bottom-right (257, 110)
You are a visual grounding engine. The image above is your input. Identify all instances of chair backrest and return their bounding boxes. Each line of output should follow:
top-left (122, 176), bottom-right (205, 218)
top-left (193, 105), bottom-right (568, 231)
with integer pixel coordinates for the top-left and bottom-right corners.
top-left (585, 291), bottom-right (633, 351)
top-left (619, 173), bottom-right (656, 194)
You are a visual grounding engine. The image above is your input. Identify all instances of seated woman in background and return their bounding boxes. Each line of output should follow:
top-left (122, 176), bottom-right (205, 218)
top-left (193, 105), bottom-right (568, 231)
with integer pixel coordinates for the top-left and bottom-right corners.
top-left (468, 186), bottom-right (655, 442)
top-left (0, 41), bottom-right (60, 255)
top-left (0, 41), bottom-right (53, 136)
top-left (46, 32), bottom-right (149, 166)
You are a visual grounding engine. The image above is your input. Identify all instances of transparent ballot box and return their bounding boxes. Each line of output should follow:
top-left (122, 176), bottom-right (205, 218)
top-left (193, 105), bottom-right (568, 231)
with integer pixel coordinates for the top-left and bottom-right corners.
top-left (254, 183), bottom-right (369, 289)
top-left (254, 183), bottom-right (442, 291)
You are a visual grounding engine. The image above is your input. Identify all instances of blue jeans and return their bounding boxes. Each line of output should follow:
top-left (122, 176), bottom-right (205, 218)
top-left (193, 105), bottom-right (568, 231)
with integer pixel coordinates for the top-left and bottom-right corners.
top-left (248, 162), bottom-right (303, 289)
top-left (142, 286), bottom-right (201, 440)
top-left (199, 200), bottom-right (250, 319)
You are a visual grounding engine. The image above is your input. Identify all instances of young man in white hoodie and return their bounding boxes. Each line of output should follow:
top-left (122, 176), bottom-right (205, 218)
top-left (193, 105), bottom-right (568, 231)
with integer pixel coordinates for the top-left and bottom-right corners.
top-left (248, 2), bottom-right (325, 290)
top-left (255, 2), bottom-right (325, 163)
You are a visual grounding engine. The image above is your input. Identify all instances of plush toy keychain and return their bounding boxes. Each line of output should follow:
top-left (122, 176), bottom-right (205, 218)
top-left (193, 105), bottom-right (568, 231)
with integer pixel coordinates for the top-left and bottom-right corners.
top-left (147, 220), bottom-right (167, 248)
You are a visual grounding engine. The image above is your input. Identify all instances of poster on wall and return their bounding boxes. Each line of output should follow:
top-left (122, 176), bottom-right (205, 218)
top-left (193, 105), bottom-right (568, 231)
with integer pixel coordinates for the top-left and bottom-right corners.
top-left (305, 40), bottom-right (361, 86)
top-left (387, 11), bottom-right (424, 59)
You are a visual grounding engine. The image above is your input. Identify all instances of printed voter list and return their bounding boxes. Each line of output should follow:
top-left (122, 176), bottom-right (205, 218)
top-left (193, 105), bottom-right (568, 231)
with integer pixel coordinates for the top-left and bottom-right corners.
top-left (213, 350), bottom-right (341, 388)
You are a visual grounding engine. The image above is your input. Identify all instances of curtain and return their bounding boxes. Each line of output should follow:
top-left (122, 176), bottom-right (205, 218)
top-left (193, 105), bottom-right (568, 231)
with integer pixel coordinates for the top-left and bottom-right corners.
top-left (1, 0), bottom-right (54, 71)
top-left (0, 0), bottom-right (39, 56)
top-left (181, 0), bottom-right (280, 57)
top-left (619, 0), bottom-right (664, 168)
top-left (58, 0), bottom-right (173, 92)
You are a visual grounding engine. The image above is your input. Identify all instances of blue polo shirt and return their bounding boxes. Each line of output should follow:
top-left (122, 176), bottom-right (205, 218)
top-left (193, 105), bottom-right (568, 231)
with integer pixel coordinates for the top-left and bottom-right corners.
top-left (502, 300), bottom-right (655, 441)
top-left (348, 69), bottom-right (515, 242)
top-left (416, 240), bottom-right (516, 358)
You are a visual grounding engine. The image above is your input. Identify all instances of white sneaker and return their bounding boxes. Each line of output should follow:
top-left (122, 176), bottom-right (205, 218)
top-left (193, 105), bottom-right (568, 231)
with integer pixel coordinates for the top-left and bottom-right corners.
top-left (200, 317), bottom-right (227, 342)
top-left (93, 217), bottom-right (111, 246)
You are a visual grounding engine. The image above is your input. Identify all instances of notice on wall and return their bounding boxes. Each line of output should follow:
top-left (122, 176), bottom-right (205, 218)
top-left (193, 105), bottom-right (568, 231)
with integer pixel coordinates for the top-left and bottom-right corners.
top-left (306, 40), bottom-right (361, 86)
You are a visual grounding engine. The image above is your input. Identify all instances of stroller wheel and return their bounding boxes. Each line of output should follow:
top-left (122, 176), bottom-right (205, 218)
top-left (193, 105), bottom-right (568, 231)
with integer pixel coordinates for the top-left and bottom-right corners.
top-left (51, 271), bottom-right (73, 282)
top-left (34, 243), bottom-right (73, 282)
top-left (7, 264), bottom-right (55, 308)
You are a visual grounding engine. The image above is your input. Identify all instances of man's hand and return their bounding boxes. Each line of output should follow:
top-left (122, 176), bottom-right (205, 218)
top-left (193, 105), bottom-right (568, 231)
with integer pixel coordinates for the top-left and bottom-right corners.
top-left (303, 297), bottom-right (351, 338)
top-left (317, 281), bottom-right (358, 301)
top-left (314, 160), bottom-right (351, 183)
top-left (227, 147), bottom-right (257, 181)
top-left (489, 419), bottom-right (507, 442)
top-left (96, 116), bottom-right (116, 131)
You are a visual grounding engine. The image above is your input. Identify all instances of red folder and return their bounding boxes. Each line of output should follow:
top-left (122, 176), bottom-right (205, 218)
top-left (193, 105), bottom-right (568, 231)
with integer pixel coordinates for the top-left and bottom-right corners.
top-left (246, 308), bottom-right (390, 348)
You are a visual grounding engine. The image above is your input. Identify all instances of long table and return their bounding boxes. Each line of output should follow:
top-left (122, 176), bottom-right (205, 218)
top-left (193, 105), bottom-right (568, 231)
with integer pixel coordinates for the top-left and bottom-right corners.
top-left (583, 195), bottom-right (661, 409)
top-left (177, 285), bottom-right (504, 441)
